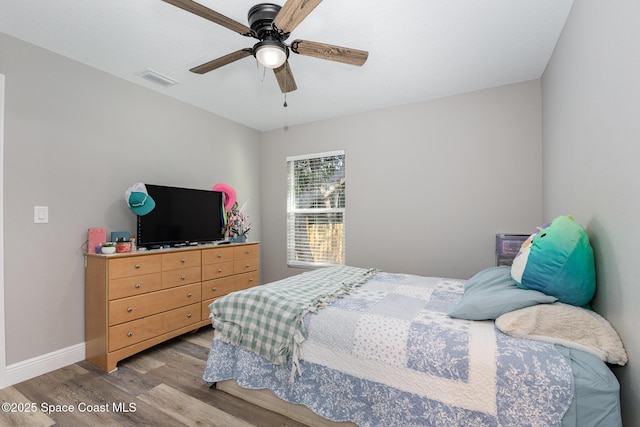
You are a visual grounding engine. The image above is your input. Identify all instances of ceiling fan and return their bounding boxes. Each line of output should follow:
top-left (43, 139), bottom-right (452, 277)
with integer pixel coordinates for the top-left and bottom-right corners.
top-left (161, 0), bottom-right (369, 93)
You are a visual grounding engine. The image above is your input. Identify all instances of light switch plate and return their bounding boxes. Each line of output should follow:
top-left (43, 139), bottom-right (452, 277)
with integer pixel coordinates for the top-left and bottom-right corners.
top-left (34, 206), bottom-right (49, 223)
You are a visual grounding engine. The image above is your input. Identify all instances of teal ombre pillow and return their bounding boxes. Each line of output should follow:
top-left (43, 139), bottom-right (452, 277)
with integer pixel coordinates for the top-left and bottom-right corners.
top-left (511, 216), bottom-right (596, 307)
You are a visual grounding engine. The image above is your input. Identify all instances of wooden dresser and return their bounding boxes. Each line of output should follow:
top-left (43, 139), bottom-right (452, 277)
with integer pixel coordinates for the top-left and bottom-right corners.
top-left (85, 242), bottom-right (259, 372)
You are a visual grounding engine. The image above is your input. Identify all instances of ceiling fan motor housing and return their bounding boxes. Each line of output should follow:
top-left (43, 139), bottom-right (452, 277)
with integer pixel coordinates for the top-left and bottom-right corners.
top-left (248, 3), bottom-right (287, 41)
top-left (248, 3), bottom-right (289, 67)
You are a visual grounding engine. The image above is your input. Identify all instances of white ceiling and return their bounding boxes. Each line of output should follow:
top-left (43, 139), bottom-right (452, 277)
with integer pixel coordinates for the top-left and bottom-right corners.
top-left (0, 0), bottom-right (573, 131)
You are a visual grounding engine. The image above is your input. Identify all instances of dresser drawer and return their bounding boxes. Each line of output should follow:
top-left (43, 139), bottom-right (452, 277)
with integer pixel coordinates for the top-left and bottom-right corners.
top-left (109, 283), bottom-right (201, 326)
top-left (109, 273), bottom-right (162, 300)
top-left (201, 246), bottom-right (234, 265)
top-left (233, 244), bottom-right (259, 260)
top-left (202, 261), bottom-right (234, 281)
top-left (108, 255), bottom-right (162, 279)
top-left (234, 271), bottom-right (259, 289)
top-left (161, 266), bottom-right (201, 289)
top-left (202, 272), bottom-right (259, 322)
top-left (162, 251), bottom-right (201, 271)
top-left (108, 303), bottom-right (200, 352)
top-left (201, 277), bottom-right (243, 300)
top-left (202, 273), bottom-right (258, 301)
top-left (233, 257), bottom-right (259, 274)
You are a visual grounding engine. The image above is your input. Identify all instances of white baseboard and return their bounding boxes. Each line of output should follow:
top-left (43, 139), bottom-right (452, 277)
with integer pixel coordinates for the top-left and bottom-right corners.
top-left (5, 342), bottom-right (86, 387)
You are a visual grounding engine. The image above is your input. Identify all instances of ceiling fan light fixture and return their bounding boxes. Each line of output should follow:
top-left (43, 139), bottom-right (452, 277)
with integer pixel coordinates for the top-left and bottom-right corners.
top-left (254, 40), bottom-right (288, 69)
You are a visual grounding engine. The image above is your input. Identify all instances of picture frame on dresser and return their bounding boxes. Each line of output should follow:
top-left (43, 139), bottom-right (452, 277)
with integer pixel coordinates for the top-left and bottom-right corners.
top-left (84, 242), bottom-right (259, 372)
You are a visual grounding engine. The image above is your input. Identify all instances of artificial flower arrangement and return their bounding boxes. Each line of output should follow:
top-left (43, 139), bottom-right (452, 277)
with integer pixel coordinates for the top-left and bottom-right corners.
top-left (227, 202), bottom-right (251, 237)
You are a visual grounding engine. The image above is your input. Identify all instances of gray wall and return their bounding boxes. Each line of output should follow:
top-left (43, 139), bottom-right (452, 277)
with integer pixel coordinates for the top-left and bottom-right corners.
top-left (0, 33), bottom-right (261, 364)
top-left (260, 80), bottom-right (544, 283)
top-left (542, 1), bottom-right (639, 425)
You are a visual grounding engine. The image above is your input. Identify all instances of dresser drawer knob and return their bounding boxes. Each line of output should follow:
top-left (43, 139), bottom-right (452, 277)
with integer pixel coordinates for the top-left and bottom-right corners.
top-left (127, 332), bottom-right (133, 337)
top-left (135, 283), bottom-right (141, 289)
top-left (135, 264), bottom-right (141, 269)
top-left (187, 313), bottom-right (192, 318)
top-left (217, 269), bottom-right (222, 273)
top-left (212, 287), bottom-right (217, 292)
top-left (217, 254), bottom-right (222, 258)
top-left (187, 293), bottom-right (192, 298)
top-left (249, 278), bottom-right (254, 283)
top-left (181, 258), bottom-right (186, 263)
top-left (245, 250), bottom-right (250, 255)
top-left (127, 307), bottom-right (133, 312)
top-left (181, 275), bottom-right (186, 280)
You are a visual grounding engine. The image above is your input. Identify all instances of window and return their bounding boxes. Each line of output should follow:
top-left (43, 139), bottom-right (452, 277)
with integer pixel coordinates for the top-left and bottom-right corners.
top-left (287, 150), bottom-right (345, 267)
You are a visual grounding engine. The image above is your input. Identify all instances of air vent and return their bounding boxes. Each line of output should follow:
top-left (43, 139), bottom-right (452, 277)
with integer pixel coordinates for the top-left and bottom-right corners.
top-left (136, 69), bottom-right (179, 87)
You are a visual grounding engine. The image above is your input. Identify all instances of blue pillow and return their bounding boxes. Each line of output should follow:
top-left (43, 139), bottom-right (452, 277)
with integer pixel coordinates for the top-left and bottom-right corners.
top-left (448, 266), bottom-right (557, 320)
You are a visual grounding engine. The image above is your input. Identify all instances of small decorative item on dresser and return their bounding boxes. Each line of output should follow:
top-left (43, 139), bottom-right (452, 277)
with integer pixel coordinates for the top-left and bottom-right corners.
top-left (87, 227), bottom-right (107, 254)
top-left (227, 201), bottom-right (251, 242)
top-left (101, 242), bottom-right (116, 254)
top-left (116, 240), bottom-right (131, 253)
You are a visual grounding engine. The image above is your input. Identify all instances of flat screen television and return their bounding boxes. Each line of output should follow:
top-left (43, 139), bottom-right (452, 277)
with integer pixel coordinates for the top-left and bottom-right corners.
top-left (136, 184), bottom-right (225, 248)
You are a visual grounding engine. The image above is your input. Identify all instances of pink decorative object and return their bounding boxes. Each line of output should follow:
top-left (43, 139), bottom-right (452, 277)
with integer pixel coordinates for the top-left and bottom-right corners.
top-left (212, 183), bottom-right (236, 212)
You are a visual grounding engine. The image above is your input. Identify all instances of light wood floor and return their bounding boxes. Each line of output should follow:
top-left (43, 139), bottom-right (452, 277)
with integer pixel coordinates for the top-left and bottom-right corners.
top-left (0, 327), bottom-right (306, 426)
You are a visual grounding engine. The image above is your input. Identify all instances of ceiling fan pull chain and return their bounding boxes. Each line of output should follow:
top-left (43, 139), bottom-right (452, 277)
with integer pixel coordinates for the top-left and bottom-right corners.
top-left (283, 65), bottom-right (289, 107)
top-left (257, 60), bottom-right (267, 82)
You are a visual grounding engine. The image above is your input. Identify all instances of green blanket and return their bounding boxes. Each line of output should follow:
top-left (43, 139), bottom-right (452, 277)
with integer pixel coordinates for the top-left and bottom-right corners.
top-left (209, 265), bottom-right (379, 379)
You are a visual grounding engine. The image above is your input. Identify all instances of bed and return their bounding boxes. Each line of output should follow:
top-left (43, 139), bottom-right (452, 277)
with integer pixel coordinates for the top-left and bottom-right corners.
top-left (202, 264), bottom-right (625, 427)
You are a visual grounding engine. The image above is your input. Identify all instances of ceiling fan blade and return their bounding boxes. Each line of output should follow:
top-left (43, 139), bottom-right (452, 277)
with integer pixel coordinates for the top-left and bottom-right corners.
top-left (273, 0), bottom-right (323, 34)
top-left (291, 39), bottom-right (368, 66)
top-left (274, 62), bottom-right (297, 93)
top-left (190, 49), bottom-right (253, 74)
top-left (161, 0), bottom-right (253, 36)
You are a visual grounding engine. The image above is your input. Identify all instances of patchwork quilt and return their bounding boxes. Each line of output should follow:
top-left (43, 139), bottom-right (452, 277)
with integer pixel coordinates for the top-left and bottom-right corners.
top-left (204, 272), bottom-right (575, 426)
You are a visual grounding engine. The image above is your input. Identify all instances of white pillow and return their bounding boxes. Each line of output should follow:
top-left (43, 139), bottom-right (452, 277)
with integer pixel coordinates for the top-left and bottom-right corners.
top-left (495, 303), bottom-right (627, 365)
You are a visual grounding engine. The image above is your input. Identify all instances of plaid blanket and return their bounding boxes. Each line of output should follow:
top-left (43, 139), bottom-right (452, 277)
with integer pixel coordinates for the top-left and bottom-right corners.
top-left (209, 266), bottom-right (379, 380)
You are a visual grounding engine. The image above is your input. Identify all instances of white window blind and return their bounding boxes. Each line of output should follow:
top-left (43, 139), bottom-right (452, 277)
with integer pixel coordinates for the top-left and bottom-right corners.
top-left (287, 150), bottom-right (345, 267)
